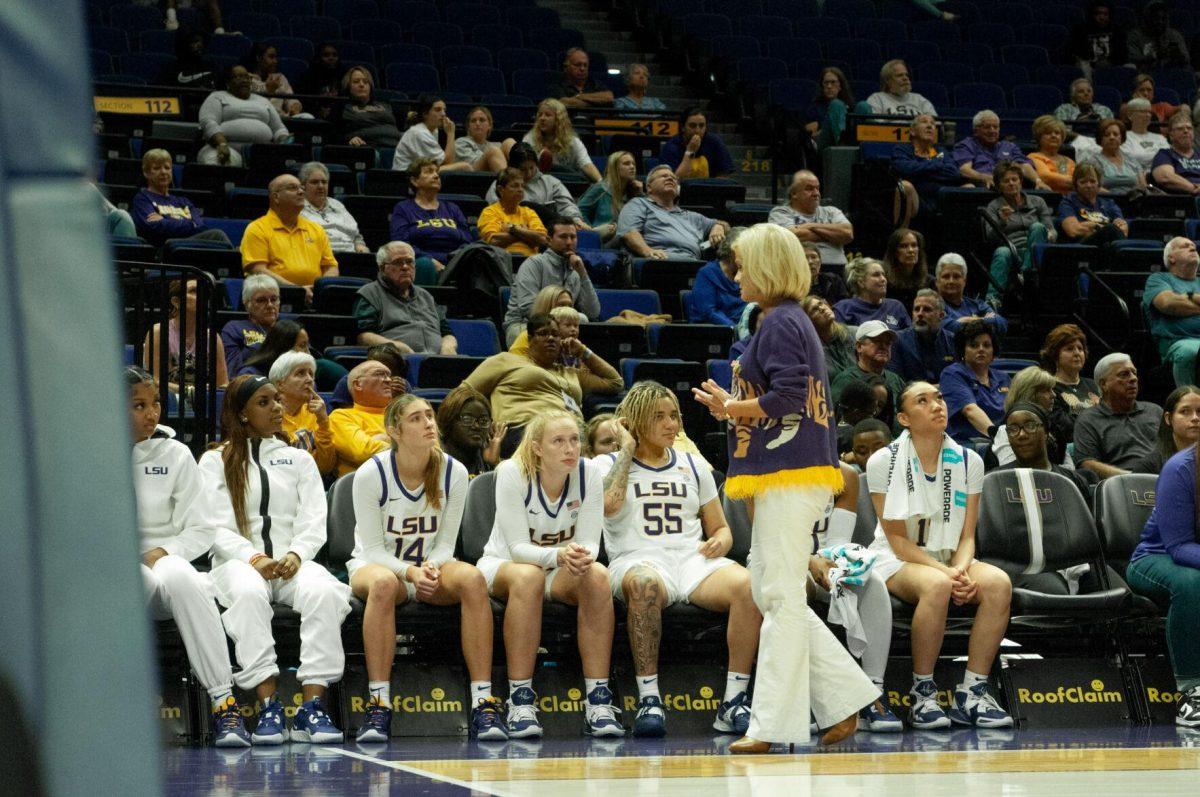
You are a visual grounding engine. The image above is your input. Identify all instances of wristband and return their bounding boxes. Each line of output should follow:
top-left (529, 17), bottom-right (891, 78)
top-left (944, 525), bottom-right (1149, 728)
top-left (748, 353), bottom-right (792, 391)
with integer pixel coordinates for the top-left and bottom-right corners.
top-left (580, 347), bottom-right (593, 359)
top-left (250, 553), bottom-right (268, 565)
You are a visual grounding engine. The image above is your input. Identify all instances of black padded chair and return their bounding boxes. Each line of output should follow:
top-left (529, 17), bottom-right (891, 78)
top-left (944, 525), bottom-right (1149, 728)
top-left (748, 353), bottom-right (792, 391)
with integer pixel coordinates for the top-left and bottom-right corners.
top-left (1095, 473), bottom-right (1163, 615)
top-left (851, 472), bottom-right (877, 548)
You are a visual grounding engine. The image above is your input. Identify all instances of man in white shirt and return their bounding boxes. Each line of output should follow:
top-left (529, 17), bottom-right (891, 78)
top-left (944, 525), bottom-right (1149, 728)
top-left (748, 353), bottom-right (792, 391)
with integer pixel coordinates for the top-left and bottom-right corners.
top-left (767, 170), bottom-right (854, 268)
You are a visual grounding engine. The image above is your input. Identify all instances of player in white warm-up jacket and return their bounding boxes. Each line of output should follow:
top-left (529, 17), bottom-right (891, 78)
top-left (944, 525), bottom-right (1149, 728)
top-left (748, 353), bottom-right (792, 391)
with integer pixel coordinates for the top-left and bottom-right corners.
top-left (348, 393), bottom-right (505, 743)
top-left (475, 410), bottom-right (623, 740)
top-left (127, 367), bottom-right (250, 748)
top-left (199, 375), bottom-right (352, 746)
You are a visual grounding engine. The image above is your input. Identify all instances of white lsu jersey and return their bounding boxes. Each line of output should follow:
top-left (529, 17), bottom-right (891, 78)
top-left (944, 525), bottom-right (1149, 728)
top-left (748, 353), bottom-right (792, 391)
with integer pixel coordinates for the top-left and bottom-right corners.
top-left (351, 451), bottom-right (468, 575)
top-left (481, 458), bottom-right (603, 569)
top-left (597, 449), bottom-right (717, 561)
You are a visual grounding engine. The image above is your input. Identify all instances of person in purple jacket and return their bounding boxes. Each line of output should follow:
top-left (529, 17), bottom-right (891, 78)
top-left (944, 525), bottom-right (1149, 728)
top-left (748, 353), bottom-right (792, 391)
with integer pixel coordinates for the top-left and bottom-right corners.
top-left (1127, 439), bottom-right (1200, 727)
top-left (834, 257), bottom-right (912, 331)
top-left (952, 111), bottom-right (1048, 190)
top-left (132, 149), bottom-right (231, 248)
top-left (690, 228), bottom-right (747, 327)
top-left (692, 223), bottom-right (878, 754)
top-left (388, 157), bottom-right (475, 267)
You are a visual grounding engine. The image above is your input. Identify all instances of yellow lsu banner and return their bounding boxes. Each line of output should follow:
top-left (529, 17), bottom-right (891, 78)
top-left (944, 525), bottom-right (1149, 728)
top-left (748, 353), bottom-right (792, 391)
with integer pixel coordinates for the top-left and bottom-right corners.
top-left (94, 96), bottom-right (181, 115)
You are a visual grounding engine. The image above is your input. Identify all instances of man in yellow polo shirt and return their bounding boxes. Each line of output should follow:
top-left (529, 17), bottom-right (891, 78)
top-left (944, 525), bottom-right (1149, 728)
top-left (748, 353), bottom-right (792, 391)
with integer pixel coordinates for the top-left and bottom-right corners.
top-left (328, 360), bottom-right (394, 476)
top-left (241, 173), bottom-right (339, 303)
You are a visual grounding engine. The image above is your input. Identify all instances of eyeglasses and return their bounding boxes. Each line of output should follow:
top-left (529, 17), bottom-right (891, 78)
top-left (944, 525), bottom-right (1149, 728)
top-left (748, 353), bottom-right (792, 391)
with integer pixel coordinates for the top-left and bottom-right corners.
top-left (457, 414), bottom-right (492, 428)
top-left (385, 259), bottom-right (414, 268)
top-left (250, 295), bottom-right (280, 306)
top-left (1005, 421), bottom-right (1044, 436)
top-left (531, 328), bottom-right (558, 339)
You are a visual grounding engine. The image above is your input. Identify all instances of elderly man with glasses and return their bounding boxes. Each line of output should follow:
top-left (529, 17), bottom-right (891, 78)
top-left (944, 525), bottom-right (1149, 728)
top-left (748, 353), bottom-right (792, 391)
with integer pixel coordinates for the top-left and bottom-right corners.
top-left (617, 165), bottom-right (729, 260)
top-left (354, 241), bottom-right (457, 356)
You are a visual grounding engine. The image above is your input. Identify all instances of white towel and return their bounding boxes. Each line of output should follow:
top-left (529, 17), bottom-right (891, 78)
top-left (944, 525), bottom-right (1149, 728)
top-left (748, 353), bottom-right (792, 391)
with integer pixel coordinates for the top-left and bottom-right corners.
top-left (881, 430), bottom-right (970, 562)
top-left (819, 543), bottom-right (877, 657)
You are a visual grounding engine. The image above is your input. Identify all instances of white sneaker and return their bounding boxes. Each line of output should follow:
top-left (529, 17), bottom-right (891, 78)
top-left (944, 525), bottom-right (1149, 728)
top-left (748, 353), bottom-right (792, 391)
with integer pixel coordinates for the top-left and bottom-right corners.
top-left (1177, 686), bottom-right (1200, 728)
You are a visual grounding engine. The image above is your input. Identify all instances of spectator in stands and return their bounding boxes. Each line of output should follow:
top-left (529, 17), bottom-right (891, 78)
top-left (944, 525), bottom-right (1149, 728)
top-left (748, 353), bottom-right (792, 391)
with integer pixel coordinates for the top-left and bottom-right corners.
top-left (907, 0), bottom-right (957, 21)
top-left (1073, 352), bottom-right (1162, 478)
top-left (990, 365), bottom-right (1074, 469)
top-left (660, 108), bottom-right (735, 180)
top-left (805, 243), bottom-right (849, 305)
top-left (299, 42), bottom-right (342, 99)
top-left (198, 65), bottom-right (289, 166)
top-left (339, 66), bottom-right (401, 149)
top-left (328, 360), bottom-right (394, 476)
top-left (245, 43), bottom-right (302, 119)
top-left (271, 350), bottom-right (336, 477)
top-left (464, 313), bottom-right (622, 455)
top-left (132, 148), bottom-right (231, 248)
top-left (221, 275), bottom-right (278, 375)
top-left (1128, 0), bottom-right (1190, 71)
top-left (1069, 1), bottom-right (1127, 73)
top-left (237, 318), bottom-right (307, 376)
top-left (503, 218), bottom-right (601, 345)
top-left (803, 295), bottom-right (857, 383)
top-left (939, 320), bottom-right (1011, 444)
top-left (882, 228), bottom-right (930, 312)
top-left (389, 158), bottom-right (474, 266)
top-left (1126, 433), bottom-right (1200, 729)
top-left (1152, 112), bottom-right (1200, 195)
top-left (1053, 79), bottom-right (1113, 124)
top-left (983, 160), bottom-right (1055, 308)
top-left (842, 418), bottom-right (893, 472)
top-left (509, 306), bottom-right (604, 386)
top-left (692, 227), bottom-right (746, 328)
top-left (163, 0), bottom-right (224, 33)
top-left (996, 402), bottom-right (1096, 503)
top-left (1124, 73), bottom-right (1180, 124)
top-left (831, 321), bottom-right (906, 411)
top-left (1120, 98), bottom-right (1169, 171)
top-left (889, 289), bottom-right (955, 384)
top-left (585, 413), bottom-right (620, 457)
top-left (1133, 385), bottom-right (1200, 474)
top-left (159, 29), bottom-right (217, 90)
top-left (935, 253), bottom-right (1008, 337)
top-left (805, 67), bottom-right (854, 150)
top-left (618, 165), bottom-right (729, 260)
top-left (328, 343), bottom-right (410, 410)
top-left (144, 278), bottom-right (229, 396)
top-left (354, 241), bottom-right (457, 356)
top-left (437, 384), bottom-right (504, 477)
top-left (864, 60), bottom-right (936, 118)
top-left (485, 143), bottom-right (587, 229)
top-left (478, 167), bottom-right (550, 256)
top-left (454, 106), bottom-right (507, 173)
top-left (549, 47), bottom-right (615, 108)
top-left (578, 151), bottom-right (643, 242)
top-left (1145, 237), bottom-right (1200, 388)
top-left (299, 162), bottom-right (369, 254)
top-left (393, 95), bottom-right (470, 173)
top-left (1080, 119), bottom-right (1149, 194)
top-left (515, 98), bottom-right (602, 182)
top-left (94, 182), bottom-right (136, 238)
top-left (1040, 323), bottom-right (1101, 420)
top-left (835, 257), bottom-right (912, 331)
top-left (768, 170), bottom-right (853, 271)
top-left (1028, 116), bottom-right (1076, 195)
top-left (891, 113), bottom-right (967, 219)
top-left (1057, 163), bottom-right (1129, 243)
top-left (241, 173), bottom-right (339, 300)
top-left (954, 111), bottom-right (1047, 190)
top-left (835, 378), bottom-right (893, 451)
top-left (614, 63), bottom-right (667, 111)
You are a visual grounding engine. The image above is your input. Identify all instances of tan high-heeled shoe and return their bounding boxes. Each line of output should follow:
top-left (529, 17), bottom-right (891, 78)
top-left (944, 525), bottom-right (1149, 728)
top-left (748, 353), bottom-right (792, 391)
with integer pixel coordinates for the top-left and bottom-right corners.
top-left (728, 736), bottom-right (771, 754)
top-left (818, 714), bottom-right (858, 745)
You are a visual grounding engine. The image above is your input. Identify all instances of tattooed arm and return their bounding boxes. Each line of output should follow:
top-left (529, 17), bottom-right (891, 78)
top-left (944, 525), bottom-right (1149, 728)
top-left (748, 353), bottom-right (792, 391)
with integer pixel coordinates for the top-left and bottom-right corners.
top-left (603, 434), bottom-right (636, 517)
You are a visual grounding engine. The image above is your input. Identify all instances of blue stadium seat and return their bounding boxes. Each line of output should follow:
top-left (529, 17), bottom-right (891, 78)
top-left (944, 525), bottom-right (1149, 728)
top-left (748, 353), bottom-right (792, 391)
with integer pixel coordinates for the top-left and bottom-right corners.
top-left (324, 0), bottom-right (380, 23)
top-left (261, 36), bottom-right (314, 63)
top-left (137, 30), bottom-right (175, 55)
top-left (508, 7), bottom-right (561, 30)
top-left (385, 63), bottom-right (441, 94)
top-left (596, 290), bottom-right (661, 319)
top-left (731, 57), bottom-right (789, 87)
top-left (942, 41), bottom-right (990, 63)
top-left (351, 19), bottom-right (403, 46)
top-left (1034, 64), bottom-right (1086, 88)
top-left (108, 3), bottom-right (166, 34)
top-left (887, 40), bottom-right (941, 66)
top-left (1152, 68), bottom-right (1197, 102)
top-left (853, 18), bottom-right (900, 42)
top-left (1013, 84), bottom-right (1063, 112)
top-left (976, 62), bottom-right (1030, 91)
top-left (444, 3), bottom-right (502, 27)
top-left (801, 18), bottom-right (850, 40)
top-left (649, 324), bottom-right (735, 361)
top-left (274, 57), bottom-right (308, 87)
top-left (378, 43), bottom-right (435, 67)
top-left (470, 24), bottom-right (525, 51)
top-left (765, 0), bottom-right (821, 20)
top-left (118, 52), bottom-right (173, 82)
top-left (445, 319), bottom-right (500, 356)
top-left (445, 66), bottom-right (507, 98)
top-left (768, 78), bottom-right (818, 111)
top-left (89, 26), bottom-right (130, 55)
top-left (966, 23), bottom-right (1014, 47)
top-left (383, 0), bottom-right (437, 23)
top-left (497, 48), bottom-right (548, 75)
top-left (207, 34), bottom-right (253, 60)
top-left (768, 37), bottom-right (822, 63)
top-left (289, 15), bottom-right (342, 43)
top-left (91, 49), bottom-right (114, 75)
top-left (225, 12), bottom-right (282, 40)
top-left (991, 3), bottom-right (1035, 25)
top-left (205, 218), bottom-right (251, 247)
top-left (412, 21), bottom-right (464, 49)
top-left (824, 38), bottom-right (881, 65)
top-left (330, 40), bottom-right (376, 68)
top-left (916, 62), bottom-right (972, 83)
top-left (1000, 44), bottom-right (1050, 67)
top-left (1092, 65), bottom-right (1137, 90)
top-left (262, 0), bottom-right (316, 17)
top-left (823, 0), bottom-right (878, 20)
top-left (1152, 87), bottom-right (1182, 107)
top-left (910, 20), bottom-right (961, 46)
top-left (953, 82), bottom-right (1007, 110)
top-left (1041, 5), bottom-right (1084, 29)
top-left (703, 0), bottom-right (761, 14)
top-left (511, 68), bottom-right (558, 99)
top-left (707, 35), bottom-right (761, 60)
top-left (706, 358), bottom-right (732, 392)
top-left (737, 15), bottom-right (793, 41)
top-left (1021, 23), bottom-right (1069, 51)
top-left (1092, 85), bottom-right (1123, 111)
top-left (910, 81), bottom-right (949, 109)
top-left (529, 28), bottom-right (587, 62)
top-left (440, 44), bottom-right (493, 69)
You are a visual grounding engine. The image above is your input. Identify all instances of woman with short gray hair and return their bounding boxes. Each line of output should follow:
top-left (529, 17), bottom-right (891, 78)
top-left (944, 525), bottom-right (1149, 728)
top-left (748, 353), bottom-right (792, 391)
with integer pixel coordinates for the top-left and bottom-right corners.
top-left (298, 161), bottom-right (369, 254)
top-left (270, 349), bottom-right (337, 476)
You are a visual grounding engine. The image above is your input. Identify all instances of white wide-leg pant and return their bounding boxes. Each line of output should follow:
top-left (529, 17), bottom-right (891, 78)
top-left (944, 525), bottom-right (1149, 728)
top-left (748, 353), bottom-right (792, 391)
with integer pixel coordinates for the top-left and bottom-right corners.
top-left (747, 486), bottom-right (879, 744)
top-left (211, 559), bottom-right (352, 690)
top-left (811, 570), bottom-right (893, 683)
top-left (143, 554), bottom-right (234, 697)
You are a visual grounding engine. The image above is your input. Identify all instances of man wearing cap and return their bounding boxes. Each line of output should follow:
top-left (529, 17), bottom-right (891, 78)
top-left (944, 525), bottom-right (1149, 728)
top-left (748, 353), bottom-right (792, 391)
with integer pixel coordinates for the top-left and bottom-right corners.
top-left (889, 289), bottom-right (956, 383)
top-left (1073, 352), bottom-right (1162, 479)
top-left (934, 253), bottom-right (1008, 336)
top-left (831, 320), bottom-right (907, 412)
top-left (1144, 237), bottom-right (1200, 388)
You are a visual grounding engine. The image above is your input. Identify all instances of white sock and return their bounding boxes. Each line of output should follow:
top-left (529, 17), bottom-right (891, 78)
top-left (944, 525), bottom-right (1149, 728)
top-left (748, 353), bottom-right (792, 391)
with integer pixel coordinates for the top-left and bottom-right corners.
top-left (724, 672), bottom-right (750, 703)
top-left (826, 507), bottom-right (857, 546)
top-left (368, 681), bottom-right (390, 707)
top-left (209, 686), bottom-right (234, 712)
top-left (165, 8), bottom-right (178, 23)
top-left (470, 681), bottom-right (492, 703)
top-left (636, 673), bottom-right (660, 700)
top-left (508, 678), bottom-right (533, 696)
top-left (584, 677), bottom-right (608, 696)
top-left (961, 670), bottom-right (988, 692)
top-left (912, 672), bottom-right (934, 691)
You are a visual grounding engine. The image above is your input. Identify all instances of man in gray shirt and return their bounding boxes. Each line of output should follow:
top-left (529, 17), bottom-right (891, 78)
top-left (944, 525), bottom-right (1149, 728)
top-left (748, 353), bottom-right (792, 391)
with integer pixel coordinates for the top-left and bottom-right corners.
top-left (1073, 352), bottom-right (1162, 479)
top-left (617, 165), bottom-right (728, 260)
top-left (865, 60), bottom-right (937, 118)
top-left (768, 169), bottom-right (854, 268)
top-left (485, 142), bottom-right (586, 227)
top-left (503, 218), bottom-right (602, 345)
top-left (354, 241), bottom-right (458, 355)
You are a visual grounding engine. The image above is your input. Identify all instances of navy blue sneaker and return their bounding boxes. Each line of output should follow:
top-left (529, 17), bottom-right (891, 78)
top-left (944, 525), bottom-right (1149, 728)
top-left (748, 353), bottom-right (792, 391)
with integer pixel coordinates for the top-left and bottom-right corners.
top-left (633, 696), bottom-right (666, 738)
top-left (292, 698), bottom-right (344, 743)
top-left (212, 697), bottom-right (252, 748)
top-left (356, 699), bottom-right (392, 743)
top-left (712, 692), bottom-right (751, 735)
top-left (251, 697), bottom-right (287, 745)
top-left (908, 680), bottom-right (951, 730)
top-left (470, 697), bottom-right (509, 741)
top-left (583, 686), bottom-right (624, 738)
top-left (858, 699), bottom-right (904, 733)
top-left (506, 687), bottom-right (543, 739)
top-left (948, 681), bottom-right (1013, 728)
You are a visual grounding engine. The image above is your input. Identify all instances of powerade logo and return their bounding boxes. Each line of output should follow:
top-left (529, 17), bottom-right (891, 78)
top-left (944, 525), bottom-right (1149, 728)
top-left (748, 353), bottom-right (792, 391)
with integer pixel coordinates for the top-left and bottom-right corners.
top-left (1016, 679), bottom-right (1122, 704)
top-left (622, 686), bottom-right (721, 712)
top-left (349, 688), bottom-right (463, 714)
